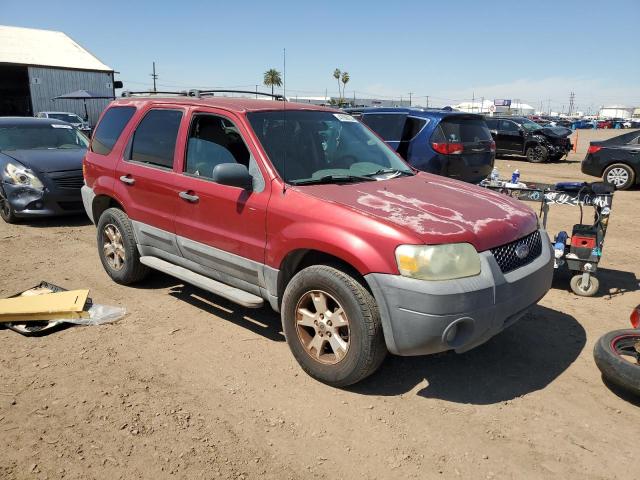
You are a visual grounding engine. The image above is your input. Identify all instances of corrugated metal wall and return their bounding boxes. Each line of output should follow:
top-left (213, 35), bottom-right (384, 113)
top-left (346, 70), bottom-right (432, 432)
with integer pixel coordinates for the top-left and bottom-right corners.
top-left (27, 67), bottom-right (114, 126)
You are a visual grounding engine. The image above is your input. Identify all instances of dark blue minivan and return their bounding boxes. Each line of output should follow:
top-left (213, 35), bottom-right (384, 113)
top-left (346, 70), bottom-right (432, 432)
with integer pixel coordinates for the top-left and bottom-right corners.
top-left (345, 107), bottom-right (495, 183)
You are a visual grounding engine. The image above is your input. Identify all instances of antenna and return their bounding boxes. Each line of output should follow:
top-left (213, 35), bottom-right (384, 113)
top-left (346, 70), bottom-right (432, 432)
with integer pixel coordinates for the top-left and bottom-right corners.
top-left (282, 47), bottom-right (287, 193)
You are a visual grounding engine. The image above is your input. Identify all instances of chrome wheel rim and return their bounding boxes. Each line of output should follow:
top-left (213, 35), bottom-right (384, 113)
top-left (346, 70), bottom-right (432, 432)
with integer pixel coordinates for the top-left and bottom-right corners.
top-left (606, 167), bottom-right (629, 187)
top-left (102, 224), bottom-right (126, 270)
top-left (295, 290), bottom-right (350, 365)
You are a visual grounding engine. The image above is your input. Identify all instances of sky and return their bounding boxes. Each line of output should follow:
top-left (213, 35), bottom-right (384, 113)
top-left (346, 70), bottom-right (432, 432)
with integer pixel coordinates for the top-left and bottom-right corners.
top-left (2, 0), bottom-right (639, 112)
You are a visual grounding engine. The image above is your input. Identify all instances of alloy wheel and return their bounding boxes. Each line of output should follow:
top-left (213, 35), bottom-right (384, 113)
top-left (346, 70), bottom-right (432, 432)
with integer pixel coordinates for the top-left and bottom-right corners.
top-left (102, 223), bottom-right (126, 270)
top-left (295, 290), bottom-right (350, 365)
top-left (606, 167), bottom-right (629, 188)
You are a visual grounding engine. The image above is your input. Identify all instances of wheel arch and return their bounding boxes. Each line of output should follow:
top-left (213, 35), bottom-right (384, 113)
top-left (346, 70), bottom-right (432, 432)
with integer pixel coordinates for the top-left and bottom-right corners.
top-left (92, 194), bottom-right (126, 224)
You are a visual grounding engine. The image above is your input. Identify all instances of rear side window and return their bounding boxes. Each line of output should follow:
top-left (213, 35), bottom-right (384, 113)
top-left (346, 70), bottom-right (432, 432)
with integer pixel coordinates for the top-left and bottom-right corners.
top-left (91, 106), bottom-right (135, 155)
top-left (485, 118), bottom-right (498, 129)
top-left (128, 109), bottom-right (183, 169)
top-left (432, 117), bottom-right (493, 143)
top-left (361, 113), bottom-right (407, 141)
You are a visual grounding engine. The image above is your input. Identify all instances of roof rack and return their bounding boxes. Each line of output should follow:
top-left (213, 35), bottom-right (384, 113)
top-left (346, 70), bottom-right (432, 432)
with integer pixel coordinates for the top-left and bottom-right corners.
top-left (188, 89), bottom-right (285, 101)
top-left (120, 89), bottom-right (286, 101)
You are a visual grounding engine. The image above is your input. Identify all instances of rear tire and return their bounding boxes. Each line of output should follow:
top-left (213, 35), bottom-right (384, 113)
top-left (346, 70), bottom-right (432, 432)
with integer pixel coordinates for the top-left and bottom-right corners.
top-left (526, 144), bottom-right (549, 163)
top-left (603, 163), bottom-right (635, 190)
top-left (281, 265), bottom-right (387, 387)
top-left (594, 329), bottom-right (640, 397)
top-left (96, 207), bottom-right (149, 285)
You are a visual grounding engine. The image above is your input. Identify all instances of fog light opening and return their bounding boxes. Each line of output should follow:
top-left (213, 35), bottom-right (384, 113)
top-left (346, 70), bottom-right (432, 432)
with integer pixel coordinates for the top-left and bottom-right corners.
top-left (442, 317), bottom-right (475, 349)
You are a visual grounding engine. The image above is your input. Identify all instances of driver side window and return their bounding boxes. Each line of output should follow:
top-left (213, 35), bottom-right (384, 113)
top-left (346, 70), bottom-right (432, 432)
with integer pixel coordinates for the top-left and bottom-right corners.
top-left (499, 120), bottom-right (519, 133)
top-left (184, 114), bottom-right (264, 191)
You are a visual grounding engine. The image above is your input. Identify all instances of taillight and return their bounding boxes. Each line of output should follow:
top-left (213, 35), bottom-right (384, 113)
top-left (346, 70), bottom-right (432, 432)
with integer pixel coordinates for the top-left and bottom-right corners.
top-left (432, 142), bottom-right (464, 155)
top-left (490, 141), bottom-right (496, 152)
top-left (587, 145), bottom-right (602, 154)
top-left (631, 305), bottom-right (640, 329)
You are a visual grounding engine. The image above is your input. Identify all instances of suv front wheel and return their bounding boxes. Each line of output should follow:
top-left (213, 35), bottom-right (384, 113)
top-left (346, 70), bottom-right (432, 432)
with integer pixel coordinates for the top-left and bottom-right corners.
top-left (96, 208), bottom-right (149, 284)
top-left (281, 265), bottom-right (387, 387)
top-left (526, 144), bottom-right (549, 163)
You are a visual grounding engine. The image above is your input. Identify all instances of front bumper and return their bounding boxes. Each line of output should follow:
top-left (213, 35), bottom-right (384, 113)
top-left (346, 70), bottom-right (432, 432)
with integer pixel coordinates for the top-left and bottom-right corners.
top-left (365, 229), bottom-right (554, 356)
top-left (1, 182), bottom-right (84, 217)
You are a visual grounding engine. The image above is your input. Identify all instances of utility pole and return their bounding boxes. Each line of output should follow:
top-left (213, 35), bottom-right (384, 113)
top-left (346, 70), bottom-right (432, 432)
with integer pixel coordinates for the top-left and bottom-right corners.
top-left (426, 95), bottom-right (429, 108)
top-left (408, 92), bottom-right (413, 107)
top-left (568, 91), bottom-right (575, 116)
top-left (150, 61), bottom-right (158, 93)
top-left (480, 96), bottom-right (484, 113)
top-left (255, 85), bottom-right (258, 99)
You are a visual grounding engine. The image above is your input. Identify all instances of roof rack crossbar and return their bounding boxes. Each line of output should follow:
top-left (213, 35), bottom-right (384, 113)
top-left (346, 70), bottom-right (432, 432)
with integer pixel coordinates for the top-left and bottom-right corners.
top-left (121, 90), bottom-right (189, 97)
top-left (189, 89), bottom-right (285, 101)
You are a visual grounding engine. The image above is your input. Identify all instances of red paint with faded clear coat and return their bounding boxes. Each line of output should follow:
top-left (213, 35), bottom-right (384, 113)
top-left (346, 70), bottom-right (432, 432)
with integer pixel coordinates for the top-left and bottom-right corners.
top-left (83, 96), bottom-right (540, 277)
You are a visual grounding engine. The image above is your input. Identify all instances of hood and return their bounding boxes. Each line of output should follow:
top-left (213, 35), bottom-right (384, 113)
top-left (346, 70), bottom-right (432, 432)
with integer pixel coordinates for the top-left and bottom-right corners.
top-left (539, 126), bottom-right (572, 139)
top-left (295, 173), bottom-right (538, 252)
top-left (0, 148), bottom-right (86, 173)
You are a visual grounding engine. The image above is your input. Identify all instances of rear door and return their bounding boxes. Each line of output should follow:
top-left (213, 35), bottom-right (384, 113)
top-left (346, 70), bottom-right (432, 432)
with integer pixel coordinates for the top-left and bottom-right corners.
top-left (360, 112), bottom-right (408, 152)
top-left (172, 108), bottom-right (270, 288)
top-left (113, 106), bottom-right (186, 256)
top-left (431, 115), bottom-right (495, 182)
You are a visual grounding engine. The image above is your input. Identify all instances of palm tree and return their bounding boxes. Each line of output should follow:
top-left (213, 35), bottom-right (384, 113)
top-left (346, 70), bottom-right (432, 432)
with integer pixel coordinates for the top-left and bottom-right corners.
top-left (341, 72), bottom-right (350, 104)
top-left (263, 69), bottom-right (282, 96)
top-left (333, 68), bottom-right (342, 101)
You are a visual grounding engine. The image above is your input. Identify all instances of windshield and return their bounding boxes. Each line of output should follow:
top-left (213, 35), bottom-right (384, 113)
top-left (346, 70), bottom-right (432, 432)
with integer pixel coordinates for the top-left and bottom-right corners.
top-left (247, 111), bottom-right (413, 184)
top-left (0, 124), bottom-right (89, 151)
top-left (520, 118), bottom-right (543, 132)
top-left (48, 113), bottom-right (83, 123)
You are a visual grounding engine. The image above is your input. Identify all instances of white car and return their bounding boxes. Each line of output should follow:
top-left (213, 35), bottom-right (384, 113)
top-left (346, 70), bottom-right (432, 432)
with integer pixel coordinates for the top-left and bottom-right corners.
top-left (35, 111), bottom-right (91, 134)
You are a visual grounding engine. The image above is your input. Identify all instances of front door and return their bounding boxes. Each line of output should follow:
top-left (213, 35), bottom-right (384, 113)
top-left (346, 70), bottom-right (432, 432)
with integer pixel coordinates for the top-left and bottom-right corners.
top-left (497, 119), bottom-right (524, 153)
top-left (172, 109), bottom-right (271, 286)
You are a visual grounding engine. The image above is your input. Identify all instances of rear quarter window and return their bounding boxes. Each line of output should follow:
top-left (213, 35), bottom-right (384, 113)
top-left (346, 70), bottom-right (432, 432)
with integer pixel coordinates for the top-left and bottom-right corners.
top-left (91, 106), bottom-right (136, 155)
top-left (432, 117), bottom-right (493, 143)
top-left (361, 113), bottom-right (407, 141)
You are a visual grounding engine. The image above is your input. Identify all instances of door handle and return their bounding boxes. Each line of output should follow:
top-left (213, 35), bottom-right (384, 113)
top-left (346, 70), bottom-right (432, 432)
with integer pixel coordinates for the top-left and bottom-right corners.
top-left (179, 191), bottom-right (199, 203)
top-left (119, 175), bottom-right (135, 185)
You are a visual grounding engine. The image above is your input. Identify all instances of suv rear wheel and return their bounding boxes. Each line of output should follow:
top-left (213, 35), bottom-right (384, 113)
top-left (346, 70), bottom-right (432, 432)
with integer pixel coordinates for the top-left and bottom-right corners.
top-left (96, 207), bottom-right (149, 284)
top-left (281, 265), bottom-right (387, 387)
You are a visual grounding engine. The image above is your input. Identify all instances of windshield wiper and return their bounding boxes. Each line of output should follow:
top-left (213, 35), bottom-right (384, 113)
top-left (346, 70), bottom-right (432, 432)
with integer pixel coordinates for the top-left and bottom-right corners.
top-left (289, 174), bottom-right (377, 186)
top-left (364, 168), bottom-right (414, 178)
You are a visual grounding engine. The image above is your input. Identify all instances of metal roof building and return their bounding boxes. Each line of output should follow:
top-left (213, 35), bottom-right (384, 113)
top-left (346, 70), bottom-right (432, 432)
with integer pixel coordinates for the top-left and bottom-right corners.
top-left (0, 25), bottom-right (115, 125)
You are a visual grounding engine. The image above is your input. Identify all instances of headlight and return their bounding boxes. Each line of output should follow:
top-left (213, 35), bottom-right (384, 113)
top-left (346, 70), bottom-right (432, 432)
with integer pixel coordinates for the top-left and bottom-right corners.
top-left (395, 243), bottom-right (481, 281)
top-left (4, 162), bottom-right (44, 190)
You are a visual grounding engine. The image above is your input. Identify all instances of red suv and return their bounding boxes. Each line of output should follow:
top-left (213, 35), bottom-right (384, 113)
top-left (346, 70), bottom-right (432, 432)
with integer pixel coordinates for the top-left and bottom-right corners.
top-left (82, 93), bottom-right (553, 386)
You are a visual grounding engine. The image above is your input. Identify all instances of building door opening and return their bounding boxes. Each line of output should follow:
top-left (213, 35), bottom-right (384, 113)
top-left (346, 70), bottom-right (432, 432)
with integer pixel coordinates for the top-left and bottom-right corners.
top-left (0, 65), bottom-right (32, 117)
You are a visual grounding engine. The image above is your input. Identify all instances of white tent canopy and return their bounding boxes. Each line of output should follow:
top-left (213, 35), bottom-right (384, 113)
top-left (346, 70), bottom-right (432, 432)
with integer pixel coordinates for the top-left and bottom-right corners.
top-left (452, 100), bottom-right (535, 115)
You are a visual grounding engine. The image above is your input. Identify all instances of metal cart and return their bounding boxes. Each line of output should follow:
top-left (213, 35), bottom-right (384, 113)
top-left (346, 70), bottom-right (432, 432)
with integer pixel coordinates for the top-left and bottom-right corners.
top-left (482, 180), bottom-right (614, 296)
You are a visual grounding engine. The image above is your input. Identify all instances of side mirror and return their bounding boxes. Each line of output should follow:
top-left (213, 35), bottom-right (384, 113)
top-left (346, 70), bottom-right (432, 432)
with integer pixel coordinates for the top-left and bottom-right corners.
top-left (211, 163), bottom-right (253, 190)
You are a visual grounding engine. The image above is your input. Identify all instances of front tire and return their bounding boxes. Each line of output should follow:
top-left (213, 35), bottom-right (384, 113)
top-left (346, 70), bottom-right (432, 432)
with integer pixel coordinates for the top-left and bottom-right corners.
top-left (526, 144), bottom-right (549, 163)
top-left (281, 265), bottom-right (387, 387)
top-left (0, 194), bottom-right (19, 224)
top-left (594, 329), bottom-right (640, 397)
top-left (603, 163), bottom-right (635, 190)
top-left (96, 208), bottom-right (149, 284)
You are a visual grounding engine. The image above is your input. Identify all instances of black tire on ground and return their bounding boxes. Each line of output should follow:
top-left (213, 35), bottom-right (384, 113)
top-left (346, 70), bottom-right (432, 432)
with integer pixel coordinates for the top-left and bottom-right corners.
top-left (526, 144), bottom-right (549, 163)
top-left (0, 194), bottom-right (19, 224)
top-left (281, 265), bottom-right (387, 387)
top-left (570, 274), bottom-right (599, 297)
top-left (603, 163), bottom-right (635, 191)
top-left (593, 329), bottom-right (640, 397)
top-left (96, 207), bottom-right (149, 284)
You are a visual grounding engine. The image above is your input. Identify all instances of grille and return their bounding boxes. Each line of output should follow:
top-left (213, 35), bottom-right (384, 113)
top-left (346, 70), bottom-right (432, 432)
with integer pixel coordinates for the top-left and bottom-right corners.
top-left (490, 230), bottom-right (542, 274)
top-left (51, 171), bottom-right (84, 190)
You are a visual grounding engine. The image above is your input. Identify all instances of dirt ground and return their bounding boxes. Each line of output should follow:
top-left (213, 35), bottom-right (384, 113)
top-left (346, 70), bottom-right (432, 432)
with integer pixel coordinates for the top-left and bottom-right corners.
top-left (1, 128), bottom-right (639, 479)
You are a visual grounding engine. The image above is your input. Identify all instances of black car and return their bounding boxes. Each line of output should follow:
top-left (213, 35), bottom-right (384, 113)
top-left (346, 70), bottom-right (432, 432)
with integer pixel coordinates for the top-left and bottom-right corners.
top-left (581, 130), bottom-right (640, 190)
top-left (0, 117), bottom-right (88, 223)
top-left (485, 116), bottom-right (572, 163)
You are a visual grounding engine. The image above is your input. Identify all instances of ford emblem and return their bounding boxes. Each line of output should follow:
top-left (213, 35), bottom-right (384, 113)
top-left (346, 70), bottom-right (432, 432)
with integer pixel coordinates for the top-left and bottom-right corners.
top-left (515, 243), bottom-right (530, 259)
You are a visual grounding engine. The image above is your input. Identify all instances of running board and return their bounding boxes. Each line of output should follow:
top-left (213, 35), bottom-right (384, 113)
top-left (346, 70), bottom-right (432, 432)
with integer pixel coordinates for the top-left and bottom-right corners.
top-left (139, 256), bottom-right (264, 308)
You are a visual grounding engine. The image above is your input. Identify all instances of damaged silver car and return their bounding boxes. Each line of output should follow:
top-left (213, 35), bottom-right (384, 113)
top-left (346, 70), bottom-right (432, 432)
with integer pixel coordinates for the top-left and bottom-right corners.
top-left (0, 117), bottom-right (88, 223)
